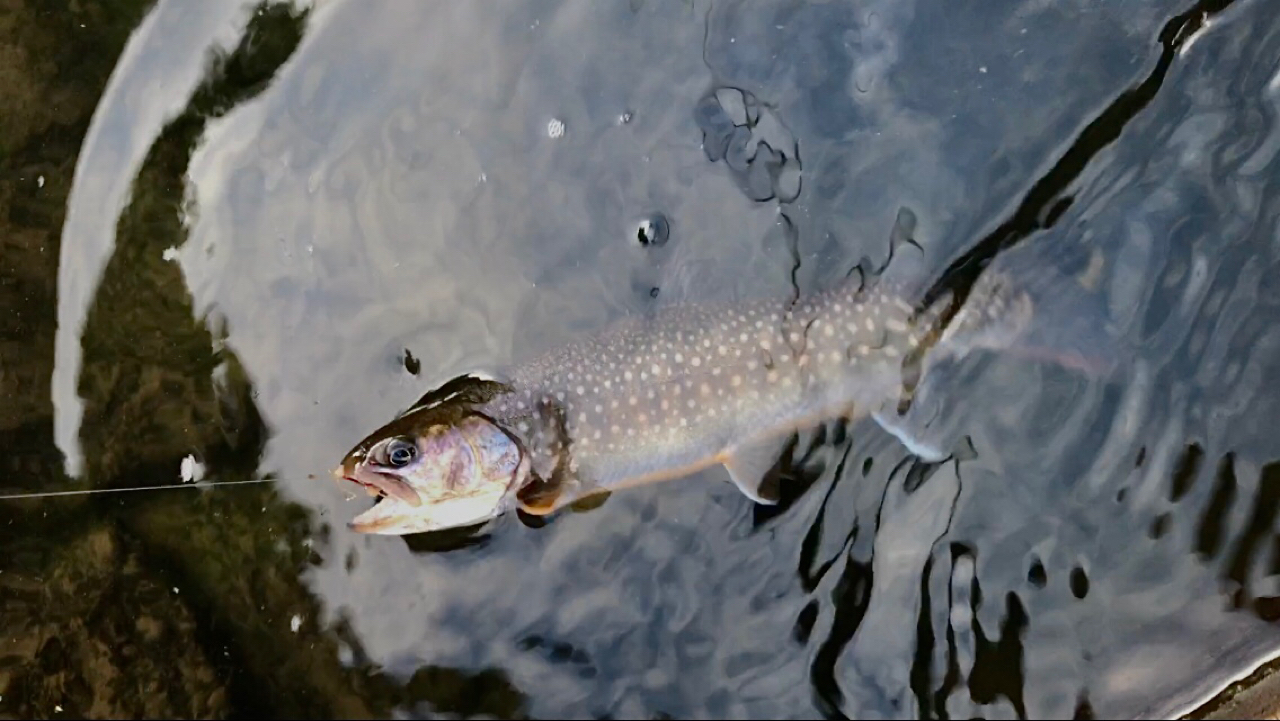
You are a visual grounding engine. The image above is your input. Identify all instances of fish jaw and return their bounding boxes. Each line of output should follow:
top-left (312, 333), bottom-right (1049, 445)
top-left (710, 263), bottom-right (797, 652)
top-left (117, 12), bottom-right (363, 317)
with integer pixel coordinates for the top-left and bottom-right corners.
top-left (337, 466), bottom-right (423, 507)
top-left (348, 487), bottom-right (511, 534)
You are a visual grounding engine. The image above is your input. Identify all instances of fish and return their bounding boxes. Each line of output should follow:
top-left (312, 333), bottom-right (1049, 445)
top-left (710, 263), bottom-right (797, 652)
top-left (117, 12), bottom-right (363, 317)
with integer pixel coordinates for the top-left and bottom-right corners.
top-left (335, 237), bottom-right (1119, 535)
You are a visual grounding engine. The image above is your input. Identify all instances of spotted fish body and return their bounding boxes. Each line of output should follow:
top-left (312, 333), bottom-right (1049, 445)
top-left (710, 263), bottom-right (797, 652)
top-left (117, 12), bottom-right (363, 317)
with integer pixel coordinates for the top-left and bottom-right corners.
top-left (469, 269), bottom-right (1030, 515)
top-left (337, 228), bottom-right (1118, 533)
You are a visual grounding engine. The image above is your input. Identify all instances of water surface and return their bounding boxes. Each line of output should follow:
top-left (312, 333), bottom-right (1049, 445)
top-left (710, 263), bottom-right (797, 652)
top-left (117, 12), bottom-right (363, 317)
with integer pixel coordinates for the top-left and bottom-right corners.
top-left (5, 0), bottom-right (1280, 718)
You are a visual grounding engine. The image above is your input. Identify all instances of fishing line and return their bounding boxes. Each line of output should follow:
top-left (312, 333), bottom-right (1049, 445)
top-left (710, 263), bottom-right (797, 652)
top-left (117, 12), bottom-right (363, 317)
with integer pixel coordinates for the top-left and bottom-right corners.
top-left (0, 478), bottom-right (282, 500)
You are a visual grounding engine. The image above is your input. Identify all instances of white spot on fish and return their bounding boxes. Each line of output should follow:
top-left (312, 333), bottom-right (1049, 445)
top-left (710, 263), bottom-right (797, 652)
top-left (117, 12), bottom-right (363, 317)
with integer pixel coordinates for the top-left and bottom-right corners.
top-left (731, 375), bottom-right (742, 386)
top-left (691, 357), bottom-right (702, 367)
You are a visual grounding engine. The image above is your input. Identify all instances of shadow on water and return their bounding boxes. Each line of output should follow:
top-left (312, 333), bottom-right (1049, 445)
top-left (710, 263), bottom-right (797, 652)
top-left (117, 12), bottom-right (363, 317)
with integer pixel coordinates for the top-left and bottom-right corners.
top-left (1, 1), bottom-right (528, 717)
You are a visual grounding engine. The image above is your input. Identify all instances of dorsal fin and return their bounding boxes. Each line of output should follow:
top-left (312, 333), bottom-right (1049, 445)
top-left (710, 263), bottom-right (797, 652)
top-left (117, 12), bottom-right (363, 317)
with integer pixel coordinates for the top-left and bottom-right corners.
top-left (399, 372), bottom-right (509, 418)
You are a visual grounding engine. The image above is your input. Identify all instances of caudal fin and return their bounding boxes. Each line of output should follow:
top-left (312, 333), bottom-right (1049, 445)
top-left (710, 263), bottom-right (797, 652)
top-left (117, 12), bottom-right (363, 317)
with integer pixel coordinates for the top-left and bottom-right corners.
top-left (938, 241), bottom-right (1130, 381)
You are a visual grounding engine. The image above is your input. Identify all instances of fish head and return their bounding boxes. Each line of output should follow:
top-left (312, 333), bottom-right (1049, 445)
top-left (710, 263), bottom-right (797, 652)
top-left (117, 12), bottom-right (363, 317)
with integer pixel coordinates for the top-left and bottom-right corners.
top-left (335, 376), bottom-right (529, 535)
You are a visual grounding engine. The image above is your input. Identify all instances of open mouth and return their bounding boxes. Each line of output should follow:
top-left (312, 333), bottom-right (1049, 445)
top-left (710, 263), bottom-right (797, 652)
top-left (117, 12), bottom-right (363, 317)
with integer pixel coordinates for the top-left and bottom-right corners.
top-left (344, 475), bottom-right (384, 498)
top-left (341, 471), bottom-right (423, 507)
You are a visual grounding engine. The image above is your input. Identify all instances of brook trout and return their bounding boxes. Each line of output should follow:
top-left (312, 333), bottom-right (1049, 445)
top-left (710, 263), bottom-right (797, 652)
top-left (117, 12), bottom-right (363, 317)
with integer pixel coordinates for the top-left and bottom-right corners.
top-left (331, 246), bottom-right (1103, 535)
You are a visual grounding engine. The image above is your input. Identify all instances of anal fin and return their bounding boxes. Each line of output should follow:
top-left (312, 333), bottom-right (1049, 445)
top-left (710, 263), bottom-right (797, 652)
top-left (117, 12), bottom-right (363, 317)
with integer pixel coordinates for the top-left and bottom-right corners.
top-left (872, 368), bottom-right (981, 464)
top-left (872, 409), bottom-right (950, 463)
top-left (722, 438), bottom-right (787, 505)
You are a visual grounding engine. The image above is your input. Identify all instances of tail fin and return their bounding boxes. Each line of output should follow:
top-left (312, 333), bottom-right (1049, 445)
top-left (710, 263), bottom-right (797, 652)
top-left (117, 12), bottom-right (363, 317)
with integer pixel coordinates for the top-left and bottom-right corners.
top-left (935, 241), bottom-right (1129, 380)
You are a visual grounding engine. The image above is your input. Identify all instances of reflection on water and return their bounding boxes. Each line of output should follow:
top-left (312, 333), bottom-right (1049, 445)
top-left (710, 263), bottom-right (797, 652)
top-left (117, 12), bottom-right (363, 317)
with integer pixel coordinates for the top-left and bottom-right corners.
top-left (5, 0), bottom-right (1280, 717)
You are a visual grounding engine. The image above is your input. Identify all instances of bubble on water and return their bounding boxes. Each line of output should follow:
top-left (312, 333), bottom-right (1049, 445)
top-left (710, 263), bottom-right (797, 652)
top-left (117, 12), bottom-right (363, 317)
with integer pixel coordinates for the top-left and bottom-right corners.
top-left (618, 110), bottom-right (633, 125)
top-left (634, 213), bottom-right (670, 247)
top-left (547, 118), bottom-right (566, 139)
top-left (290, 614), bottom-right (302, 632)
top-left (180, 454), bottom-right (204, 483)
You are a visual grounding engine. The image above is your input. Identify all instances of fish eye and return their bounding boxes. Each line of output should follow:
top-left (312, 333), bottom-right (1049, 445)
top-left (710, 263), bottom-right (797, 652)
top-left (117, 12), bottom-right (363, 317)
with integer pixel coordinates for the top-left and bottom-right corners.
top-left (382, 438), bottom-right (418, 468)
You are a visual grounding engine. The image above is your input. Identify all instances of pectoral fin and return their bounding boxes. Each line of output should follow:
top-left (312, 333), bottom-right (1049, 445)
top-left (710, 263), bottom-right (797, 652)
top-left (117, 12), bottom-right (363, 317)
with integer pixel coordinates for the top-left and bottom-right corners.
top-left (722, 439), bottom-right (786, 505)
top-left (516, 475), bottom-right (564, 515)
